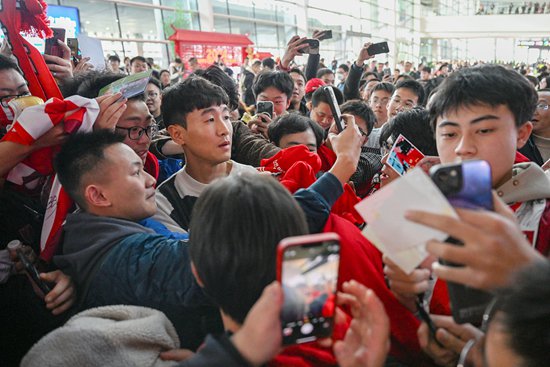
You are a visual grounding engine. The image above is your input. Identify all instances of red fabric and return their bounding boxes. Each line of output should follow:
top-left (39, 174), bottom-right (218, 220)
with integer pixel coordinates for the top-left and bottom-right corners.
top-left (305, 78), bottom-right (326, 95)
top-left (259, 145), bottom-right (322, 175)
top-left (322, 214), bottom-right (427, 364)
top-left (168, 28), bottom-right (253, 47)
top-left (317, 144), bottom-right (337, 172)
top-left (515, 151), bottom-right (530, 163)
top-left (534, 200), bottom-right (550, 256)
top-left (331, 183), bottom-right (364, 226)
top-left (144, 151), bottom-right (160, 182)
top-left (279, 161), bottom-right (317, 194)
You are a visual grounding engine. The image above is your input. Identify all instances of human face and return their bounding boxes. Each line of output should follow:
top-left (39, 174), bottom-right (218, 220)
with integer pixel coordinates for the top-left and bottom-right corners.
top-left (370, 90), bottom-right (391, 127)
top-left (98, 143), bottom-right (157, 221)
top-left (257, 86), bottom-right (290, 118)
top-left (173, 104), bottom-right (232, 166)
top-left (310, 102), bottom-right (334, 130)
top-left (130, 60), bottom-right (148, 74)
top-left (109, 60), bottom-right (120, 72)
top-left (404, 62), bottom-right (412, 72)
top-left (0, 69), bottom-right (30, 101)
top-left (435, 104), bottom-right (532, 188)
top-left (115, 100), bottom-right (155, 163)
top-left (289, 71), bottom-right (305, 105)
top-left (321, 72), bottom-right (335, 86)
top-left (532, 91), bottom-right (550, 137)
top-left (145, 83), bottom-right (162, 118)
top-left (279, 128), bottom-right (317, 152)
top-left (160, 72), bottom-right (171, 87)
top-left (362, 80), bottom-right (379, 101)
top-left (387, 87), bottom-right (419, 118)
top-left (420, 70), bottom-right (430, 81)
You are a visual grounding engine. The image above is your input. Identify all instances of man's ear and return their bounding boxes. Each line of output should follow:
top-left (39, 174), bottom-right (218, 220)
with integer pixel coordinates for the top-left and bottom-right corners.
top-left (306, 101), bottom-right (312, 112)
top-left (167, 124), bottom-right (186, 146)
top-left (84, 184), bottom-right (111, 208)
top-left (191, 262), bottom-right (204, 288)
top-left (286, 98), bottom-right (292, 109)
top-left (517, 121), bottom-right (533, 149)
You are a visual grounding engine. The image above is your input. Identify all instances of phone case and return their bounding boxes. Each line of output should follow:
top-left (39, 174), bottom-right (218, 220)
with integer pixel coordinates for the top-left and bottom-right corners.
top-left (322, 86), bottom-right (344, 132)
top-left (367, 42), bottom-right (389, 55)
top-left (256, 101), bottom-right (273, 118)
top-left (17, 249), bottom-right (51, 295)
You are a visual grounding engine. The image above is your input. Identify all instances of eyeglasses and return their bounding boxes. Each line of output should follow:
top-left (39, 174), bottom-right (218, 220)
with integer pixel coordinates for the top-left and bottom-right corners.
top-left (536, 102), bottom-right (549, 110)
top-left (115, 124), bottom-right (158, 141)
top-left (146, 92), bottom-right (159, 99)
top-left (0, 92), bottom-right (32, 108)
top-left (357, 126), bottom-right (368, 138)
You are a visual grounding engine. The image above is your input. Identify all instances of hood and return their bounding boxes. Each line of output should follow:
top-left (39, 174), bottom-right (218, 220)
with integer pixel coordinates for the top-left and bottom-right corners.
top-left (497, 162), bottom-right (550, 204)
top-left (54, 212), bottom-right (154, 292)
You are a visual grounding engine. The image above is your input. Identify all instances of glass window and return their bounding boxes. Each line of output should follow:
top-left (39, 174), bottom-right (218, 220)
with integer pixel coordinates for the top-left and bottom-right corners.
top-left (254, 1), bottom-right (277, 22)
top-left (116, 5), bottom-right (158, 40)
top-left (228, 0), bottom-right (254, 18)
top-left (230, 20), bottom-right (257, 44)
top-left (212, 0), bottom-right (228, 15)
top-left (161, 0), bottom-right (198, 11)
top-left (60, 0), bottom-right (119, 38)
top-left (213, 17), bottom-right (231, 33)
top-left (256, 24), bottom-right (278, 48)
top-left (162, 9), bottom-right (197, 38)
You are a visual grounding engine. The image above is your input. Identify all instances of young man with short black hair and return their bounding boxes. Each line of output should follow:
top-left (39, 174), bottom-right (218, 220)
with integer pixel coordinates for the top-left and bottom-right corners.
top-left (387, 79), bottom-right (425, 119)
top-left (307, 85), bottom-right (344, 131)
top-left (145, 77), bottom-right (163, 128)
top-left (129, 56), bottom-right (148, 75)
top-left (267, 113), bottom-right (324, 152)
top-left (316, 67), bottom-right (335, 86)
top-left (288, 67), bottom-right (307, 114)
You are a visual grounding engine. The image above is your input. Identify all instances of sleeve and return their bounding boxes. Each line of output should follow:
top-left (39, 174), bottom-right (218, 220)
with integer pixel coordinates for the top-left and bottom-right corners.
top-left (293, 172), bottom-right (343, 233)
top-left (152, 190), bottom-right (188, 234)
top-left (231, 121), bottom-right (281, 167)
top-left (343, 63), bottom-right (363, 101)
top-left (305, 54), bottom-right (320, 81)
top-left (177, 334), bottom-right (253, 367)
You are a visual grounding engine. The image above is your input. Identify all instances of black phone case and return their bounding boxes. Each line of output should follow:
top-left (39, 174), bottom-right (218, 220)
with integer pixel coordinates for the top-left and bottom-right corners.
top-left (17, 250), bottom-right (51, 295)
top-left (367, 42), bottom-right (389, 55)
top-left (256, 101), bottom-right (273, 118)
top-left (323, 87), bottom-right (344, 132)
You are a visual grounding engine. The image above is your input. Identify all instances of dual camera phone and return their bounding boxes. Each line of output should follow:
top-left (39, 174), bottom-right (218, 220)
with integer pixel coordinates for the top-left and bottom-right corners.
top-left (277, 233), bottom-right (340, 345)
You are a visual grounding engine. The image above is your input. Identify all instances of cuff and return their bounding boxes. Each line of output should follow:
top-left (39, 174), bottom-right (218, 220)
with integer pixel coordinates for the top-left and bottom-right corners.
top-left (310, 172), bottom-right (344, 209)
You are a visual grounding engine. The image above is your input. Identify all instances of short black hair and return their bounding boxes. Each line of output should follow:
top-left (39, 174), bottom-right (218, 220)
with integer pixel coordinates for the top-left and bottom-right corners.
top-left (316, 68), bottom-right (334, 79)
top-left (428, 64), bottom-right (537, 130)
top-left (267, 113), bottom-right (324, 148)
top-left (108, 55), bottom-right (120, 63)
top-left (289, 67), bottom-right (306, 83)
top-left (193, 65), bottom-right (239, 111)
top-left (159, 69), bottom-right (170, 77)
top-left (493, 261), bottom-right (550, 367)
top-left (252, 71), bottom-right (294, 101)
top-left (379, 107), bottom-right (437, 156)
top-left (54, 131), bottom-right (124, 209)
top-left (60, 70), bottom-right (125, 98)
top-left (161, 76), bottom-right (229, 128)
top-left (421, 66), bottom-right (432, 73)
top-left (0, 54), bottom-right (22, 74)
top-left (311, 85), bottom-right (343, 107)
top-left (337, 64), bottom-right (349, 73)
top-left (147, 77), bottom-right (162, 91)
top-left (394, 79), bottom-right (425, 106)
top-left (261, 58), bottom-right (275, 70)
top-left (371, 82), bottom-right (395, 96)
top-left (130, 56), bottom-right (146, 65)
top-left (340, 100), bottom-right (376, 135)
top-left (189, 173), bottom-right (308, 324)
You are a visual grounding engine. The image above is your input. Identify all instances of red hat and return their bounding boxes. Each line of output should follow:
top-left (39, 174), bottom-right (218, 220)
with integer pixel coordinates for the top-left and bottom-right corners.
top-left (305, 78), bottom-right (326, 95)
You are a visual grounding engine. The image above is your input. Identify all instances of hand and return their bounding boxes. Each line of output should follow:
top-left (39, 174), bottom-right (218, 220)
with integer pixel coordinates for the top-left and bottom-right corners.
top-left (542, 158), bottom-right (550, 171)
top-left (94, 93), bottom-right (127, 131)
top-left (73, 57), bottom-right (94, 74)
top-left (327, 115), bottom-right (363, 186)
top-left (41, 270), bottom-right (77, 315)
top-left (10, 245), bottom-right (37, 273)
top-left (406, 192), bottom-right (543, 290)
top-left (33, 123), bottom-right (69, 150)
top-left (356, 43), bottom-right (374, 67)
top-left (247, 113), bottom-right (272, 139)
top-left (417, 156), bottom-right (441, 174)
top-left (281, 36), bottom-right (308, 69)
top-left (334, 280), bottom-right (390, 367)
top-left (159, 349), bottom-right (194, 362)
top-left (231, 281), bottom-right (284, 366)
top-left (418, 315), bottom-right (483, 367)
top-left (383, 255), bottom-right (432, 312)
top-left (44, 40), bottom-right (73, 81)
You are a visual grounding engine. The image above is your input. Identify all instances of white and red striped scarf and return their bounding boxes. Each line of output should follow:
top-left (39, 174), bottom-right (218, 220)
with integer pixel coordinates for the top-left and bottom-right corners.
top-left (2, 96), bottom-right (100, 260)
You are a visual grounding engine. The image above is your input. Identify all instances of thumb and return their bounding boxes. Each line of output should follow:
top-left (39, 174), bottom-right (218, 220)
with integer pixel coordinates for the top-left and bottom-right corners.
top-left (159, 349), bottom-right (194, 361)
top-left (58, 40), bottom-right (71, 60)
top-left (254, 281), bottom-right (283, 315)
top-left (492, 191), bottom-right (516, 221)
top-left (39, 271), bottom-right (59, 283)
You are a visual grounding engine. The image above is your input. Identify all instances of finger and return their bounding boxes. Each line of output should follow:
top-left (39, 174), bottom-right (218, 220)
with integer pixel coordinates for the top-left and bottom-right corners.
top-left (430, 315), bottom-right (480, 339)
top-left (57, 39), bottom-right (72, 60)
top-left (491, 191), bottom-right (516, 221)
top-left (425, 239), bottom-right (474, 266)
top-left (48, 289), bottom-right (75, 314)
top-left (405, 210), bottom-right (481, 245)
top-left (417, 322), bottom-right (430, 348)
top-left (435, 328), bottom-right (467, 354)
top-left (431, 262), bottom-right (481, 289)
top-left (387, 278), bottom-right (430, 296)
top-left (159, 349), bottom-right (195, 361)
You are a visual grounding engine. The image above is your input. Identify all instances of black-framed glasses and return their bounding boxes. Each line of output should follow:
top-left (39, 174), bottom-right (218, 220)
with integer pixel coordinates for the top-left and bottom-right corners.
top-left (536, 102), bottom-right (549, 110)
top-left (115, 124), bottom-right (158, 141)
top-left (0, 92), bottom-right (32, 108)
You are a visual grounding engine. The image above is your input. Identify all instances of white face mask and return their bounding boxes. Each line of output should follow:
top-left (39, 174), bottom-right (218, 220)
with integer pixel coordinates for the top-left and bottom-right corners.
top-left (336, 73), bottom-right (345, 82)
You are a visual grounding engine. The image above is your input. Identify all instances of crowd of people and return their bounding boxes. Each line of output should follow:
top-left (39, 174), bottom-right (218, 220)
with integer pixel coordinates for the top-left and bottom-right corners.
top-left (1, 8), bottom-right (550, 367)
top-left (476, 1), bottom-right (550, 14)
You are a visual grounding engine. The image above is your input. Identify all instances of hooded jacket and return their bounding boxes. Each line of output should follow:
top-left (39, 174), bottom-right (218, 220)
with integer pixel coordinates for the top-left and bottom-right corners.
top-left (54, 212), bottom-right (222, 351)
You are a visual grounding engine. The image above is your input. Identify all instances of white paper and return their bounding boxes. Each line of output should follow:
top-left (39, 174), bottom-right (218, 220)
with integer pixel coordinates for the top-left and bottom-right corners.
top-left (77, 34), bottom-right (106, 70)
top-left (355, 169), bottom-right (457, 274)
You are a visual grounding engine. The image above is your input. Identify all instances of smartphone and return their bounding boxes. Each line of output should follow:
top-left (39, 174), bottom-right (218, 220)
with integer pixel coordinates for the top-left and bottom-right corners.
top-left (45, 28), bottom-right (66, 58)
top-left (16, 249), bottom-right (51, 296)
top-left (367, 41), bottom-right (389, 56)
top-left (298, 39), bottom-right (320, 55)
top-left (256, 101), bottom-right (274, 119)
top-left (430, 160), bottom-right (494, 325)
top-left (277, 233), bottom-right (340, 345)
top-left (317, 30), bottom-right (333, 41)
top-left (66, 38), bottom-right (81, 63)
top-left (323, 86), bottom-right (344, 132)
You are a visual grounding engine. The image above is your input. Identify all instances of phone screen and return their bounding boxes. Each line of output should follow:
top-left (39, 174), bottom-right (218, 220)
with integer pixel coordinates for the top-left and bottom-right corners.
top-left (280, 238), bottom-right (340, 345)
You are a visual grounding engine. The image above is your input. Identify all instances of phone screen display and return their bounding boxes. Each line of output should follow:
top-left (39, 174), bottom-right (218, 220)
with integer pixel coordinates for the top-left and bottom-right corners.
top-left (281, 239), bottom-right (340, 345)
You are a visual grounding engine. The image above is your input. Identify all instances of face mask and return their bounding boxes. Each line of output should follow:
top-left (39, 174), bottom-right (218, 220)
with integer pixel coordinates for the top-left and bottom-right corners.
top-left (336, 73), bottom-right (344, 82)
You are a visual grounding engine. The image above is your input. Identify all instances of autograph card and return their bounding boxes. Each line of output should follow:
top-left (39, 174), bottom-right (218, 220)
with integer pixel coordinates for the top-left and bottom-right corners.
top-left (386, 134), bottom-right (425, 176)
top-left (99, 70), bottom-right (153, 99)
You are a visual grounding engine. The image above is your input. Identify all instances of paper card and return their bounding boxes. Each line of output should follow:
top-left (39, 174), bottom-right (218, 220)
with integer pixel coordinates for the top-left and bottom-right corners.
top-left (98, 70), bottom-right (153, 99)
top-left (355, 168), bottom-right (457, 274)
top-left (387, 134), bottom-right (425, 176)
top-left (76, 34), bottom-right (106, 71)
